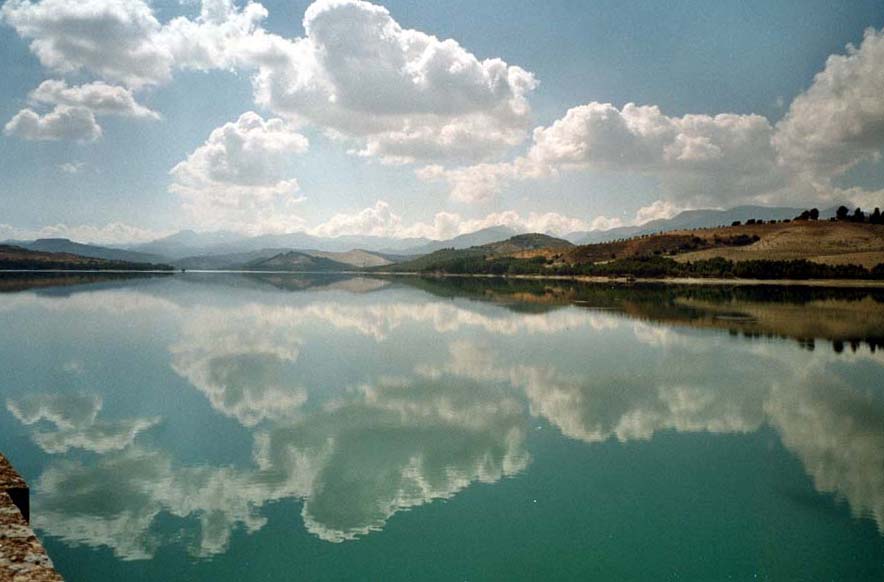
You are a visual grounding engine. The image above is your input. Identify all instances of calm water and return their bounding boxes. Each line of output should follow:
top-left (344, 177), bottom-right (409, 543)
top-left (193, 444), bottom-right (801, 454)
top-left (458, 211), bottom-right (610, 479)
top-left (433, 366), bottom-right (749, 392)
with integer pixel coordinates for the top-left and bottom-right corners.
top-left (1, 273), bottom-right (883, 581)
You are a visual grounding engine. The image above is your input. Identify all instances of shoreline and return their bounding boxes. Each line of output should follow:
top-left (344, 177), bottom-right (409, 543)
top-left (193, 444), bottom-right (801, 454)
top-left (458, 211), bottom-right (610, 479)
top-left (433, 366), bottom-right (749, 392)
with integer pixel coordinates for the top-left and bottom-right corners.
top-left (366, 271), bottom-right (884, 288)
top-left (5, 269), bottom-right (884, 288)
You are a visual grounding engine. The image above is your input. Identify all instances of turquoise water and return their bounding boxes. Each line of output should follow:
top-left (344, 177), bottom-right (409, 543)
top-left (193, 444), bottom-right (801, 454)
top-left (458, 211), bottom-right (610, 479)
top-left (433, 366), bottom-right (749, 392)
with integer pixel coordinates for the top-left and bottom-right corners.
top-left (1, 273), bottom-right (883, 581)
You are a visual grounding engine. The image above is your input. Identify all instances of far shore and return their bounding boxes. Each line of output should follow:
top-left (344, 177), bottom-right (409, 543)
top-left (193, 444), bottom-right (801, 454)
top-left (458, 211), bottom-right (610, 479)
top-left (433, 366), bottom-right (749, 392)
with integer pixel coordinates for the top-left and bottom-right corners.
top-left (367, 271), bottom-right (884, 288)
top-left (6, 268), bottom-right (884, 288)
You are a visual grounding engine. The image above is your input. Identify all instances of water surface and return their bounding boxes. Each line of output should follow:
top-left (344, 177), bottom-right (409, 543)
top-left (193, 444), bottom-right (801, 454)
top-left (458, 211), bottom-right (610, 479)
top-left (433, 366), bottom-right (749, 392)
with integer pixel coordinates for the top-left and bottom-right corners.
top-left (1, 273), bottom-right (883, 580)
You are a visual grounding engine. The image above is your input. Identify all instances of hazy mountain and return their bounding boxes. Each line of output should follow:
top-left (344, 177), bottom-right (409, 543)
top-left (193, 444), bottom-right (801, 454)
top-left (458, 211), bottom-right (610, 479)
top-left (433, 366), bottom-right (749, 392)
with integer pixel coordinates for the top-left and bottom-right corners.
top-left (127, 230), bottom-right (247, 259)
top-left (243, 251), bottom-right (353, 272)
top-left (174, 249), bottom-right (291, 270)
top-left (382, 233), bottom-right (572, 272)
top-left (128, 226), bottom-right (519, 260)
top-left (567, 205), bottom-right (839, 245)
top-left (390, 226), bottom-right (520, 255)
top-left (305, 249), bottom-right (393, 268)
top-left (233, 233), bottom-right (432, 254)
top-left (13, 238), bottom-right (169, 264)
top-left (124, 205), bottom-right (852, 261)
top-left (0, 244), bottom-right (173, 271)
top-left (176, 248), bottom-right (394, 270)
top-left (130, 230), bottom-right (432, 259)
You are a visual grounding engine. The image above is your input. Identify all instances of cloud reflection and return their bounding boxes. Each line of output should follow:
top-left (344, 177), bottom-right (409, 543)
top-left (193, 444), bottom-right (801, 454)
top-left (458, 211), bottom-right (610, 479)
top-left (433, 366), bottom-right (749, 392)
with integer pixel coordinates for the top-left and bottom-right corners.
top-left (3, 277), bottom-right (883, 561)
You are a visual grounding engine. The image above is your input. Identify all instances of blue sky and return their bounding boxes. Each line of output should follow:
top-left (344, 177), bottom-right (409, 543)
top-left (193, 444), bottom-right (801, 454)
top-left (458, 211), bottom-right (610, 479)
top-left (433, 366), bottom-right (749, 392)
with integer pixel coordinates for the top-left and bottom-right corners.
top-left (1, 0), bottom-right (883, 243)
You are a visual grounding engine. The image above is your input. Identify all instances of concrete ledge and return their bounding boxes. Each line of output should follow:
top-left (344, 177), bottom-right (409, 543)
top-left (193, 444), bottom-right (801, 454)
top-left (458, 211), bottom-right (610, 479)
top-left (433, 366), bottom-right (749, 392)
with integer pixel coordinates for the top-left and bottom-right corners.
top-left (0, 454), bottom-right (62, 581)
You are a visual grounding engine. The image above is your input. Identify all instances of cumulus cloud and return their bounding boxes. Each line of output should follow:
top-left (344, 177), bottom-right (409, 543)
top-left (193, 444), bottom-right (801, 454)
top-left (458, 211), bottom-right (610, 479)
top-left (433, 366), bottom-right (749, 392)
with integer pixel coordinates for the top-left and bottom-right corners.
top-left (416, 162), bottom-right (520, 203)
top-left (0, 0), bottom-right (268, 89)
top-left (3, 0), bottom-right (536, 163)
top-left (306, 200), bottom-right (591, 239)
top-left (0, 222), bottom-right (172, 245)
top-left (249, 0), bottom-right (536, 163)
top-left (422, 27), bottom-right (884, 209)
top-left (774, 28), bottom-right (884, 186)
top-left (169, 111), bottom-right (309, 233)
top-left (4, 105), bottom-right (101, 142)
top-left (587, 215), bottom-right (624, 231)
top-left (4, 79), bottom-right (161, 142)
top-left (634, 199), bottom-right (680, 224)
top-left (1, 0), bottom-right (172, 87)
top-left (29, 79), bottom-right (160, 119)
top-left (422, 102), bottom-right (788, 206)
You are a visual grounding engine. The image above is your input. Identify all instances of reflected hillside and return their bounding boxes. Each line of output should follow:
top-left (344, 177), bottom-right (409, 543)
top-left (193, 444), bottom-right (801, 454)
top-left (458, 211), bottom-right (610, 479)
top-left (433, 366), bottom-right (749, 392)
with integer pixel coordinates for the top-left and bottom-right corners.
top-left (400, 277), bottom-right (884, 352)
top-left (1, 273), bottom-right (883, 564)
top-left (0, 272), bottom-right (171, 293)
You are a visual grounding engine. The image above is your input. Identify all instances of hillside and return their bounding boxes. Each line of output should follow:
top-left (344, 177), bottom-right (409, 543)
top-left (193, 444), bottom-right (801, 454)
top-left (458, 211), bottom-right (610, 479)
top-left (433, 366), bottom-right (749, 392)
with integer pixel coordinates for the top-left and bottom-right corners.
top-left (14, 238), bottom-right (170, 264)
top-left (243, 251), bottom-right (353, 272)
top-left (175, 249), bottom-right (292, 270)
top-left (303, 249), bottom-right (393, 267)
top-left (176, 248), bottom-right (392, 269)
top-left (0, 245), bottom-right (174, 271)
top-left (391, 226), bottom-right (519, 255)
top-left (379, 233), bottom-right (573, 272)
top-left (515, 220), bottom-right (884, 267)
top-left (376, 220), bottom-right (884, 280)
top-left (566, 205), bottom-right (838, 244)
top-left (672, 220), bottom-right (884, 268)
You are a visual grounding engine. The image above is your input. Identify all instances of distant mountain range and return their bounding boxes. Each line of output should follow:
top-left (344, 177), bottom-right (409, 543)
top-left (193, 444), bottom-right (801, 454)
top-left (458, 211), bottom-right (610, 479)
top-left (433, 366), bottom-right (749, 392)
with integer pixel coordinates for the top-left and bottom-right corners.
top-left (243, 251), bottom-right (354, 272)
top-left (565, 205), bottom-right (842, 244)
top-left (2, 205), bottom-right (845, 269)
top-left (8, 238), bottom-right (169, 264)
top-left (0, 244), bottom-right (173, 271)
top-left (175, 248), bottom-right (395, 270)
top-left (128, 230), bottom-right (433, 259)
top-left (380, 233), bottom-right (573, 273)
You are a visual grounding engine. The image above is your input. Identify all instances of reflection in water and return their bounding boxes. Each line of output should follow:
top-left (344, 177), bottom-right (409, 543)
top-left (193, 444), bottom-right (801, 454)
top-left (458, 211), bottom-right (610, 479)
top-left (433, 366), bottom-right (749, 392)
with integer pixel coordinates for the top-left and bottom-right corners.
top-left (7, 393), bottom-right (160, 454)
top-left (26, 372), bottom-right (527, 557)
top-left (1, 274), bottom-right (883, 565)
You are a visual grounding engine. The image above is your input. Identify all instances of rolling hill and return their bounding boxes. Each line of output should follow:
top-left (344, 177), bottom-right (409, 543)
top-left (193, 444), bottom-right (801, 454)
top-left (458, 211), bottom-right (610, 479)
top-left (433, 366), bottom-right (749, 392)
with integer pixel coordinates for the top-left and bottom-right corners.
top-left (175, 248), bottom-right (394, 270)
top-left (16, 238), bottom-right (169, 264)
top-left (566, 205), bottom-right (842, 244)
top-left (243, 251), bottom-right (354, 272)
top-left (0, 245), bottom-right (174, 271)
top-left (378, 233), bottom-right (573, 272)
top-left (375, 219), bottom-right (884, 280)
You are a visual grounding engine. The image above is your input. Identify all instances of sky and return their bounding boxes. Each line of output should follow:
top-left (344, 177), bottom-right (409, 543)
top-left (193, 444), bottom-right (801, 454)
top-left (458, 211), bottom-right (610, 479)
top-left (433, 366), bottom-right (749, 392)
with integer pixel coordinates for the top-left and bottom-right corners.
top-left (1, 0), bottom-right (884, 244)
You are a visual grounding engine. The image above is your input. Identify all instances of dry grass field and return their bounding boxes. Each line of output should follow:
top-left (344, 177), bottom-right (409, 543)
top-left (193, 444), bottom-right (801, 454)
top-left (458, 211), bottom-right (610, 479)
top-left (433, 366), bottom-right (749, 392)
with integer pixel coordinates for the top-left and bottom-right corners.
top-left (672, 221), bottom-right (884, 268)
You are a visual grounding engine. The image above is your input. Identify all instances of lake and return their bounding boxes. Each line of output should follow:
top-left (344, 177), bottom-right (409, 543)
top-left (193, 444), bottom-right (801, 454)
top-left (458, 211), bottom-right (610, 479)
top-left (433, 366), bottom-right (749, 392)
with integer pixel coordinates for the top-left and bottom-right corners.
top-left (1, 273), bottom-right (883, 581)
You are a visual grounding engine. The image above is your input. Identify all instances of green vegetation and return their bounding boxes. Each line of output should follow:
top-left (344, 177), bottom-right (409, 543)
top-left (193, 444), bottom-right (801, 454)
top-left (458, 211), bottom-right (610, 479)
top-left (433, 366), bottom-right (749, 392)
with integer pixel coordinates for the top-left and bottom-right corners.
top-left (386, 253), bottom-right (884, 280)
top-left (0, 245), bottom-right (175, 271)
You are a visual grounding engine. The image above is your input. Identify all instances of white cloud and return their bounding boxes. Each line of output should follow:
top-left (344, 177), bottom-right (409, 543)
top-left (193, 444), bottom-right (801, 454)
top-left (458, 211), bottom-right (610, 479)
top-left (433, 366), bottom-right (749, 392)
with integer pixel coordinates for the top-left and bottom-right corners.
top-left (0, 0), bottom-right (268, 89)
top-left (58, 161), bottom-right (85, 174)
top-left (416, 162), bottom-right (519, 203)
top-left (588, 216), bottom-right (624, 231)
top-left (634, 199), bottom-right (680, 224)
top-left (169, 111), bottom-right (309, 233)
top-left (773, 28), bottom-right (884, 186)
top-left (3, 0), bottom-right (536, 163)
top-left (1, 0), bottom-right (172, 88)
top-left (4, 105), bottom-right (101, 142)
top-left (250, 0), bottom-right (537, 163)
top-left (30, 79), bottom-right (160, 119)
top-left (422, 102), bottom-right (787, 206)
top-left (306, 200), bottom-right (590, 239)
top-left (4, 79), bottom-right (161, 142)
top-left (308, 200), bottom-right (404, 239)
top-left (0, 222), bottom-right (172, 245)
